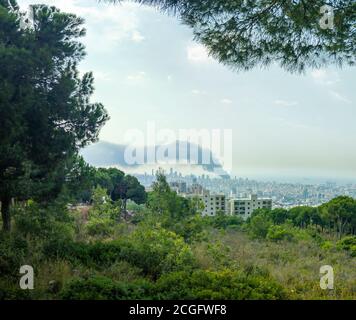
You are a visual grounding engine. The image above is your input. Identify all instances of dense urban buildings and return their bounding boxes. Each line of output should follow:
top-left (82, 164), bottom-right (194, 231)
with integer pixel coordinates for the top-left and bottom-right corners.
top-left (135, 169), bottom-right (356, 210)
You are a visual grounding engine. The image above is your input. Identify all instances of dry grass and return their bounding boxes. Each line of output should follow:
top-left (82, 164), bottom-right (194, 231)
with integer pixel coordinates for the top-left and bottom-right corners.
top-left (192, 230), bottom-right (356, 300)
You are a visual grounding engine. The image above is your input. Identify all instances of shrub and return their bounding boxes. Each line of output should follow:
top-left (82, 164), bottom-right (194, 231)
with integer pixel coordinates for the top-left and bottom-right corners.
top-left (103, 261), bottom-right (143, 282)
top-left (122, 225), bottom-right (196, 278)
top-left (205, 215), bottom-right (244, 230)
top-left (13, 201), bottom-right (74, 241)
top-left (0, 278), bottom-right (32, 300)
top-left (43, 225), bottom-right (196, 277)
top-left (0, 233), bottom-right (28, 278)
top-left (43, 239), bottom-right (124, 267)
top-left (89, 186), bottom-right (121, 221)
top-left (247, 214), bottom-right (272, 239)
top-left (267, 225), bottom-right (295, 242)
top-left (60, 276), bottom-right (153, 300)
top-left (337, 236), bottom-right (356, 257)
top-left (86, 217), bottom-right (115, 237)
top-left (153, 269), bottom-right (286, 300)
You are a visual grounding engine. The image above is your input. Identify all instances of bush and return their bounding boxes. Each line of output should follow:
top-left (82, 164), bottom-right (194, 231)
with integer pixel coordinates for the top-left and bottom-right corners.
top-left (337, 236), bottom-right (356, 257)
top-left (122, 225), bottom-right (196, 278)
top-left (247, 214), bottom-right (272, 239)
top-left (43, 225), bottom-right (196, 277)
top-left (60, 276), bottom-right (153, 300)
top-left (86, 217), bottom-right (115, 237)
top-left (153, 269), bottom-right (286, 300)
top-left (0, 233), bottom-right (28, 278)
top-left (205, 215), bottom-right (244, 230)
top-left (0, 278), bottom-right (32, 300)
top-left (43, 239), bottom-right (124, 267)
top-left (267, 225), bottom-right (295, 242)
top-left (13, 201), bottom-right (74, 241)
top-left (89, 187), bottom-right (121, 221)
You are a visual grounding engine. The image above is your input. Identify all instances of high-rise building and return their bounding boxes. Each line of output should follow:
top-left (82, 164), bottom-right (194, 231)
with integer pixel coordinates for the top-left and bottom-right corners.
top-left (229, 194), bottom-right (272, 220)
top-left (200, 193), bottom-right (227, 216)
top-left (170, 181), bottom-right (187, 194)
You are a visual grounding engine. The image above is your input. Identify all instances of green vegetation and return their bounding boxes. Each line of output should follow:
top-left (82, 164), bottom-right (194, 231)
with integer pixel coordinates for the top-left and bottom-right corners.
top-left (0, 171), bottom-right (355, 300)
top-left (0, 1), bottom-right (108, 231)
top-left (0, 2), bottom-right (355, 300)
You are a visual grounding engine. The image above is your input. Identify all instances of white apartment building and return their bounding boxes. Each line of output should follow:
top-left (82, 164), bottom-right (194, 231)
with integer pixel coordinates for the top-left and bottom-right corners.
top-left (230, 194), bottom-right (272, 220)
top-left (200, 193), bottom-right (227, 216)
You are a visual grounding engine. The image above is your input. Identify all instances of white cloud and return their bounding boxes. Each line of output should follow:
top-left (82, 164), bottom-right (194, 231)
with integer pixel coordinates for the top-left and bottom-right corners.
top-left (187, 43), bottom-right (213, 63)
top-left (310, 69), bottom-right (340, 86)
top-left (93, 71), bottom-right (111, 82)
top-left (191, 89), bottom-right (208, 95)
top-left (221, 98), bottom-right (233, 105)
top-left (18, 0), bottom-right (147, 53)
top-left (132, 31), bottom-right (145, 43)
top-left (329, 91), bottom-right (352, 104)
top-left (127, 71), bottom-right (147, 83)
top-left (274, 100), bottom-right (298, 107)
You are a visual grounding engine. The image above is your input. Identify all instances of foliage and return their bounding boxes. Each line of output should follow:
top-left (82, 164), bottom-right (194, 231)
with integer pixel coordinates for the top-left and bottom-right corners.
top-left (108, 0), bottom-right (356, 72)
top-left (205, 214), bottom-right (244, 230)
top-left (13, 200), bottom-right (74, 241)
top-left (60, 276), bottom-right (153, 300)
top-left (247, 210), bottom-right (273, 239)
top-left (111, 174), bottom-right (147, 212)
top-left (1, 192), bottom-right (356, 300)
top-left (246, 198), bottom-right (356, 240)
top-left (89, 186), bottom-right (121, 220)
top-left (153, 269), bottom-right (286, 300)
top-left (337, 236), bottom-right (356, 256)
top-left (124, 225), bottom-right (196, 278)
top-left (145, 171), bottom-right (203, 241)
top-left (319, 196), bottom-right (356, 238)
top-left (90, 168), bottom-right (147, 214)
top-left (0, 2), bottom-right (108, 231)
top-left (266, 225), bottom-right (295, 242)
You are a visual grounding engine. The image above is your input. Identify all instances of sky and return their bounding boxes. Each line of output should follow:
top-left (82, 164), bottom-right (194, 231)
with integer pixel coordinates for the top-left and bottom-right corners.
top-left (17, 0), bottom-right (356, 181)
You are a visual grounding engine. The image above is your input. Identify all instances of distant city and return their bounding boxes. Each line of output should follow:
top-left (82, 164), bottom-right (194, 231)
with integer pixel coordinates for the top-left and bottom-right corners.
top-left (134, 168), bottom-right (356, 209)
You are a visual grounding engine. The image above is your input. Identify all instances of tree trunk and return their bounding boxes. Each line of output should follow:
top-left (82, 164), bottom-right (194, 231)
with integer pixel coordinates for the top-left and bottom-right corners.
top-left (120, 199), bottom-right (128, 221)
top-left (1, 197), bottom-right (11, 232)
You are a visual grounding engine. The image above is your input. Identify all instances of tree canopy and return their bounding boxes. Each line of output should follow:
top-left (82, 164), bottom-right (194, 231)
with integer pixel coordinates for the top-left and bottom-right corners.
top-left (0, 1), bottom-right (109, 230)
top-left (108, 0), bottom-right (355, 72)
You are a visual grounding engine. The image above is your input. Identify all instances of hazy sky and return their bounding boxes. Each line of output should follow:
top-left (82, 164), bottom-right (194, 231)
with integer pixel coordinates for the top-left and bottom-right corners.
top-left (17, 0), bottom-right (356, 180)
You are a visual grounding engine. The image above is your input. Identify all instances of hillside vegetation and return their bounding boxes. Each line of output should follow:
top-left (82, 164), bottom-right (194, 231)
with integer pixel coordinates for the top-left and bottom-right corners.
top-left (1, 170), bottom-right (355, 300)
top-left (0, 1), bottom-right (355, 301)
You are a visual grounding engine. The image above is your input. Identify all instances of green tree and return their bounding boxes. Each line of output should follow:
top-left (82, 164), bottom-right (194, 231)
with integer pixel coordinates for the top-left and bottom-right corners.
top-left (247, 209), bottom-right (273, 238)
top-left (93, 167), bottom-right (125, 196)
top-left (148, 170), bottom-right (193, 219)
top-left (62, 155), bottom-right (96, 203)
top-left (0, 2), bottom-right (108, 231)
top-left (111, 174), bottom-right (147, 216)
top-left (107, 0), bottom-right (355, 72)
top-left (90, 167), bottom-right (146, 218)
top-left (289, 206), bottom-right (320, 229)
top-left (319, 196), bottom-right (356, 238)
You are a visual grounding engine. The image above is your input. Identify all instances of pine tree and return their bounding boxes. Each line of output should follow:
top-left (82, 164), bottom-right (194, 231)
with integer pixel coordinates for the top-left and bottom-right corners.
top-left (0, 2), bottom-right (109, 231)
